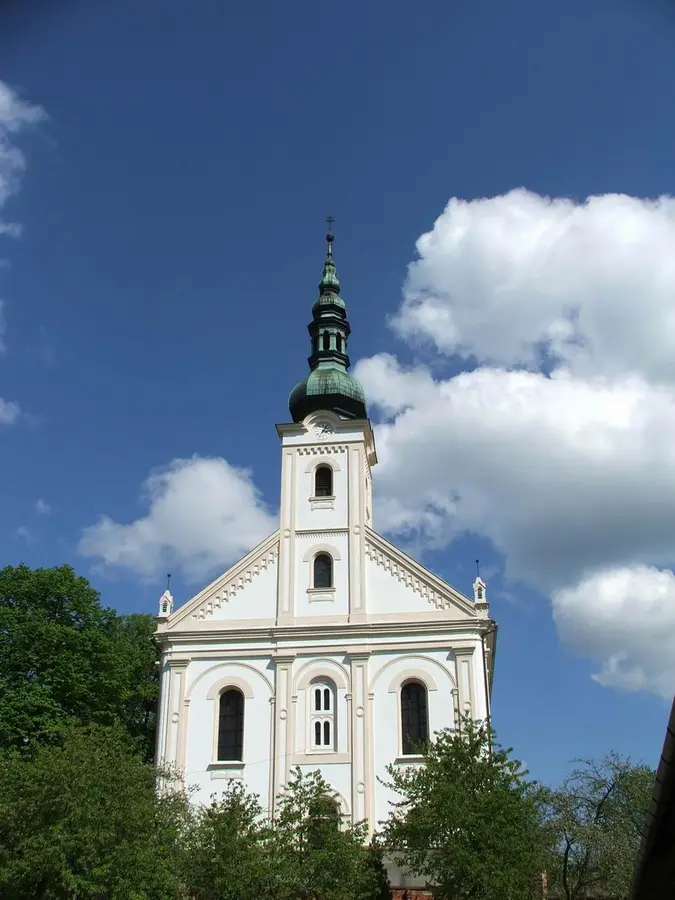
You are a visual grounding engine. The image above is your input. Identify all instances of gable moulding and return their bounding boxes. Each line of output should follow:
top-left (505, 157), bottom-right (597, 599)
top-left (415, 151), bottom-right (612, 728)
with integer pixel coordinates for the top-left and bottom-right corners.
top-left (365, 528), bottom-right (475, 616)
top-left (162, 531), bottom-right (281, 625)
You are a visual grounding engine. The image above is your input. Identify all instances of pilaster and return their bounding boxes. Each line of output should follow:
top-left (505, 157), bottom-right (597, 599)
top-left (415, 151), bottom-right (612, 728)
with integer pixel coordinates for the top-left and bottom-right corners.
top-left (454, 645), bottom-right (477, 721)
top-left (162, 660), bottom-right (189, 767)
top-left (348, 651), bottom-right (371, 825)
top-left (272, 654), bottom-right (296, 809)
top-left (277, 449), bottom-right (297, 623)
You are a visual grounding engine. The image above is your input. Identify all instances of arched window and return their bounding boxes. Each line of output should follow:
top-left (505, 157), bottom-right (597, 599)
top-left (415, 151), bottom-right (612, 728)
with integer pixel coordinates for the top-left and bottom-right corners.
top-left (313, 553), bottom-right (333, 589)
top-left (401, 681), bottom-right (429, 756)
top-left (310, 680), bottom-right (336, 750)
top-left (217, 688), bottom-right (244, 761)
top-left (314, 465), bottom-right (333, 497)
top-left (322, 332), bottom-right (330, 351)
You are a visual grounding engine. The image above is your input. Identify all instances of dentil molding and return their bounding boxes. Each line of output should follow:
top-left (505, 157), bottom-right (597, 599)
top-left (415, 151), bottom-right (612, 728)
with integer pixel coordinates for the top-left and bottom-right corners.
top-left (190, 546), bottom-right (279, 621)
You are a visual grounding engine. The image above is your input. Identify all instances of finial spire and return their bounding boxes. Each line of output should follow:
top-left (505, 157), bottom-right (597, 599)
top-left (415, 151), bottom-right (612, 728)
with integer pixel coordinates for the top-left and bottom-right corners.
top-left (287, 219), bottom-right (368, 423)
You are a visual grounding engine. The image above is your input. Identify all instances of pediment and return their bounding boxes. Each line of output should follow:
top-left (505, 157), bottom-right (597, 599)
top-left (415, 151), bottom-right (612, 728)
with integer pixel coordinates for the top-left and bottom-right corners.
top-left (165, 530), bottom-right (280, 629)
top-left (365, 527), bottom-right (477, 619)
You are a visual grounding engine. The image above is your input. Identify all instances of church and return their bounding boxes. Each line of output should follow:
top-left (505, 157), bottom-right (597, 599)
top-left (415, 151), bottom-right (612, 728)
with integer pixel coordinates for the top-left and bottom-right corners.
top-left (154, 229), bottom-right (497, 869)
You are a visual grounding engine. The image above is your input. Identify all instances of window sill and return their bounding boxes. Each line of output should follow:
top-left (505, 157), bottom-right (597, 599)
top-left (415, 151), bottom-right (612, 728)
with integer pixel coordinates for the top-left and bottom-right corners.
top-left (393, 755), bottom-right (426, 765)
top-left (309, 496), bottom-right (335, 510)
top-left (307, 588), bottom-right (336, 603)
top-left (208, 760), bottom-right (245, 780)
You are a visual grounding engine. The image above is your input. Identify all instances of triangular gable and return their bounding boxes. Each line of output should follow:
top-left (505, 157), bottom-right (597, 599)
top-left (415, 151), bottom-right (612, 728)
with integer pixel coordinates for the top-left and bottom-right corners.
top-left (365, 527), bottom-right (476, 618)
top-left (165, 530), bottom-right (280, 629)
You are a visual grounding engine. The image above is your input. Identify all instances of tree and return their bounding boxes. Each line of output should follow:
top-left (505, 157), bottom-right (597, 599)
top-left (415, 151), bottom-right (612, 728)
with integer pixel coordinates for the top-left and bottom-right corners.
top-left (0, 722), bottom-right (188, 899)
top-left (0, 564), bottom-right (159, 758)
top-left (268, 768), bottom-right (381, 900)
top-left (543, 752), bottom-right (654, 900)
top-left (182, 781), bottom-right (272, 900)
top-left (380, 716), bottom-right (547, 900)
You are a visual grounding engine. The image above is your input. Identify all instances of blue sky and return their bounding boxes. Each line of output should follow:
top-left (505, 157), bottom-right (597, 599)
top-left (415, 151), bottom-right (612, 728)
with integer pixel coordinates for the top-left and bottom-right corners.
top-left (2, 0), bottom-right (675, 786)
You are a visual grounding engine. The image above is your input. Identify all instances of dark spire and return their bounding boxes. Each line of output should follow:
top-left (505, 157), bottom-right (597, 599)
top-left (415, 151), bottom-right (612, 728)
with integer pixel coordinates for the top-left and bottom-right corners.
top-left (288, 224), bottom-right (367, 423)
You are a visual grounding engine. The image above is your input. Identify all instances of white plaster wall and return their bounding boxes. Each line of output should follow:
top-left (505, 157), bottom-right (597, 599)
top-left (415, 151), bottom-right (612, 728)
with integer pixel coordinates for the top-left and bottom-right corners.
top-left (183, 657), bottom-right (274, 808)
top-left (206, 560), bottom-right (279, 621)
top-left (369, 651), bottom-right (457, 828)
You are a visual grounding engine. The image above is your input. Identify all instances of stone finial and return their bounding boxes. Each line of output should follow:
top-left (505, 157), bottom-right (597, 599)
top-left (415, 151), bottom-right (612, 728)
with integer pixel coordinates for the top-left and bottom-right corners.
top-left (157, 589), bottom-right (174, 619)
top-left (473, 575), bottom-right (488, 618)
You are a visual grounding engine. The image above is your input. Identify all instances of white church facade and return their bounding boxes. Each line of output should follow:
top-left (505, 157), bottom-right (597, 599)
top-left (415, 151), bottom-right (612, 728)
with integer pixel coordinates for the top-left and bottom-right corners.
top-left (154, 230), bottom-right (497, 851)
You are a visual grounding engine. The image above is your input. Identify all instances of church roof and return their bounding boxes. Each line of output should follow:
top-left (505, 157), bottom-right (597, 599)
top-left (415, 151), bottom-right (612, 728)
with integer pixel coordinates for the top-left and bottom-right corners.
top-left (288, 228), bottom-right (367, 423)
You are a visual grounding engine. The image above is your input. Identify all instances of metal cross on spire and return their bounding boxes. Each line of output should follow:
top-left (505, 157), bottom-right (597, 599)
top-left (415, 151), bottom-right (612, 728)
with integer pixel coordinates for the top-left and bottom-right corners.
top-left (325, 215), bottom-right (335, 256)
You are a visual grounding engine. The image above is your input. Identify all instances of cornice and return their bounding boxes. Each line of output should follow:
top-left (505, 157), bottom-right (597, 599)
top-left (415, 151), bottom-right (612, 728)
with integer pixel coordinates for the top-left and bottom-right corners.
top-left (364, 528), bottom-right (476, 618)
top-left (154, 616), bottom-right (484, 647)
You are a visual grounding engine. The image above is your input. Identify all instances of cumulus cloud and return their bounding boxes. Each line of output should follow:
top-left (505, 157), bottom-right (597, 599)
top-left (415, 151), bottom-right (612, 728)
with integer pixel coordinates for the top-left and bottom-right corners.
top-left (553, 567), bottom-right (675, 699)
top-left (395, 189), bottom-right (675, 385)
top-left (353, 188), bottom-right (675, 698)
top-left (34, 498), bottom-right (50, 515)
top-left (78, 456), bottom-right (277, 583)
top-left (358, 354), bottom-right (675, 588)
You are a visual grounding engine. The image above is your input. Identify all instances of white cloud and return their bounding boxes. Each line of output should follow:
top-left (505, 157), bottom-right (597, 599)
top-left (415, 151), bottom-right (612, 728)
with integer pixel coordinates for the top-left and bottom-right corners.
top-left (78, 456), bottom-right (277, 583)
top-left (0, 397), bottom-right (19, 424)
top-left (15, 525), bottom-right (32, 543)
top-left (352, 189), bottom-right (675, 698)
top-left (357, 355), bottom-right (675, 589)
top-left (0, 81), bottom-right (45, 220)
top-left (395, 189), bottom-right (675, 386)
top-left (0, 82), bottom-right (44, 419)
top-left (34, 498), bottom-right (50, 515)
top-left (553, 567), bottom-right (675, 698)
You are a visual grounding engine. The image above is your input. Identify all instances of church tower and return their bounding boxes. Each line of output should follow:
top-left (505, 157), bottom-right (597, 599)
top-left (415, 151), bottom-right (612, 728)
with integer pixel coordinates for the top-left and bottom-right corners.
top-left (154, 229), bottom-right (497, 882)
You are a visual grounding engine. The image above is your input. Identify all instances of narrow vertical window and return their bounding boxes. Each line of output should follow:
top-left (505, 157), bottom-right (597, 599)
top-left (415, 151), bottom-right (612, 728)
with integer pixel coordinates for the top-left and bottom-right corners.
top-left (314, 465), bottom-right (333, 497)
top-left (322, 332), bottom-right (330, 350)
top-left (401, 681), bottom-right (428, 756)
top-left (313, 553), bottom-right (333, 589)
top-left (310, 680), bottom-right (336, 751)
top-left (217, 688), bottom-right (244, 761)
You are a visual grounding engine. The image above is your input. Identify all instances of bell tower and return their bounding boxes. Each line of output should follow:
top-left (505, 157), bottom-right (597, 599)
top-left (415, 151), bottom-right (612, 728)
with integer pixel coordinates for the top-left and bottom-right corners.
top-left (276, 227), bottom-right (376, 625)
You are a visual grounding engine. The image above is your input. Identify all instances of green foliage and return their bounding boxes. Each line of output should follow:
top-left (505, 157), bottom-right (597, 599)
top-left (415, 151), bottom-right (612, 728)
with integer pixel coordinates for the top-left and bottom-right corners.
top-left (0, 722), bottom-right (188, 900)
top-left (380, 715), bottom-right (547, 900)
top-left (543, 752), bottom-right (654, 900)
top-left (182, 781), bottom-right (272, 900)
top-left (181, 769), bottom-right (388, 900)
top-left (267, 767), bottom-right (379, 900)
top-left (0, 564), bottom-right (159, 758)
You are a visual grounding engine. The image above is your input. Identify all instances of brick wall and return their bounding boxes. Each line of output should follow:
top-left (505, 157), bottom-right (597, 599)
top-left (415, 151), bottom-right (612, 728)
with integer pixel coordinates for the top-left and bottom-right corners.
top-left (390, 890), bottom-right (434, 900)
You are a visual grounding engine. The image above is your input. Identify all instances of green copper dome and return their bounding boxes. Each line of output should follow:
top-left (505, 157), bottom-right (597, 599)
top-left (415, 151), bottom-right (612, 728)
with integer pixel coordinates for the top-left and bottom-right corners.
top-left (288, 230), bottom-right (368, 423)
top-left (289, 367), bottom-right (367, 422)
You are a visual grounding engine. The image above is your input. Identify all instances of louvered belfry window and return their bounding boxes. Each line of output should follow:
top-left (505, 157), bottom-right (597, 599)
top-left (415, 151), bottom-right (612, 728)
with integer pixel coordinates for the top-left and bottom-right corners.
top-left (315, 465), bottom-right (333, 497)
top-left (401, 681), bottom-right (429, 755)
top-left (217, 688), bottom-right (244, 761)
